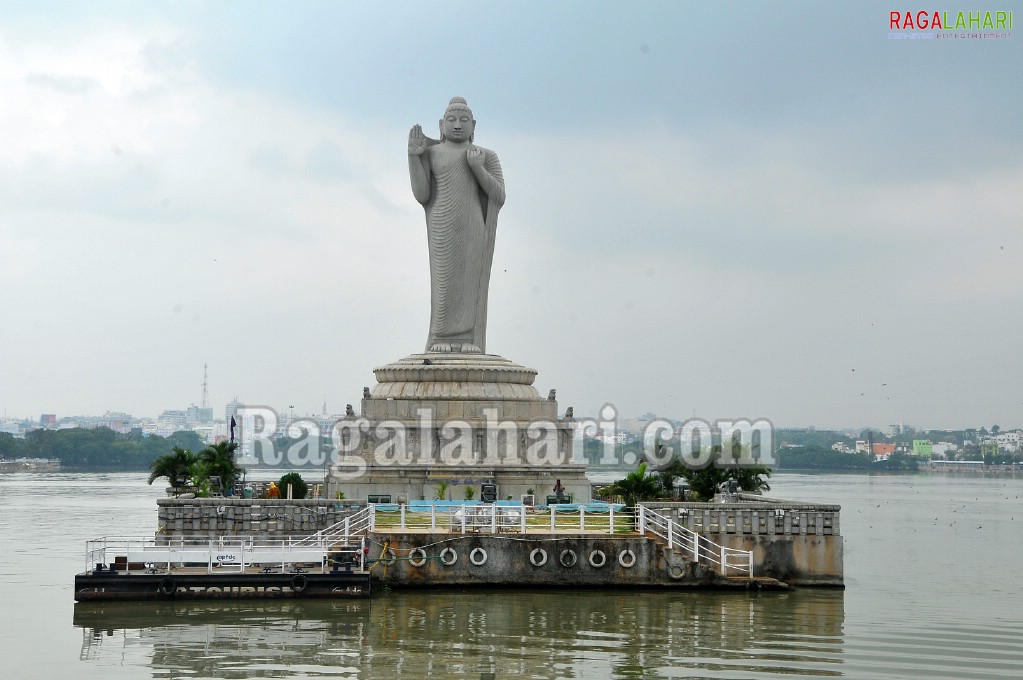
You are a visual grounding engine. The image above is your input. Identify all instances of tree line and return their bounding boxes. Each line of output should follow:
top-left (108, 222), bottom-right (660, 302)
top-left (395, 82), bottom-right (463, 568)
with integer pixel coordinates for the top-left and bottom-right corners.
top-left (775, 445), bottom-right (919, 471)
top-left (0, 427), bottom-right (205, 470)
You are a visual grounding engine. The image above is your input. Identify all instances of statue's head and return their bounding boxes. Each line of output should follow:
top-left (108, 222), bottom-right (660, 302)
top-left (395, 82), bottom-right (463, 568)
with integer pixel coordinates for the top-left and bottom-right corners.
top-left (439, 96), bottom-right (475, 143)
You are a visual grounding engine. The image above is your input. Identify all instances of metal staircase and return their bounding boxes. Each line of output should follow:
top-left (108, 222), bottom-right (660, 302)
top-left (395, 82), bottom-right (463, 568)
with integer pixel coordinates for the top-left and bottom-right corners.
top-left (292, 506), bottom-right (375, 546)
top-left (638, 506), bottom-right (753, 578)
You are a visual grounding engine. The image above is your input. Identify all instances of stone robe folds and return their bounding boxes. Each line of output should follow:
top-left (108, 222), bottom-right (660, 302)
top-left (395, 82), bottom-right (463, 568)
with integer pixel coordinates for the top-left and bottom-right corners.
top-left (422, 146), bottom-right (504, 353)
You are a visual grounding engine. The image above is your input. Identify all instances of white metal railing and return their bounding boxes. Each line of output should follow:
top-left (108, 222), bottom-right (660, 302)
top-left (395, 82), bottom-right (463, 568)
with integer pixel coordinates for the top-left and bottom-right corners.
top-left (543, 503), bottom-right (628, 534)
top-left (292, 506), bottom-right (375, 546)
top-left (84, 535), bottom-right (366, 575)
top-left (369, 503), bottom-right (630, 535)
top-left (638, 506), bottom-right (753, 577)
top-left (448, 504), bottom-right (527, 533)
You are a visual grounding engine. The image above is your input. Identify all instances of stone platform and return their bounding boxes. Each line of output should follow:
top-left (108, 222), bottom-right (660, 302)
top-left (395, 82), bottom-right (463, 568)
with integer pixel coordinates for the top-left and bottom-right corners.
top-left (366, 353), bottom-right (556, 420)
top-left (327, 352), bottom-right (589, 504)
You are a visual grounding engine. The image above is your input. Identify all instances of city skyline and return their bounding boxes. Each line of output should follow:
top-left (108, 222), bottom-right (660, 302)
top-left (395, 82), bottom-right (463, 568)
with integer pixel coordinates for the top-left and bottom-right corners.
top-left (2, 2), bottom-right (1021, 430)
top-left (3, 393), bottom-right (1018, 437)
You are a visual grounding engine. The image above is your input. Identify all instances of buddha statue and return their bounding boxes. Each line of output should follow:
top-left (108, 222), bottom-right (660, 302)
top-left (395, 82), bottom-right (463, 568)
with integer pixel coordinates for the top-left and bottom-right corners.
top-left (408, 97), bottom-right (506, 354)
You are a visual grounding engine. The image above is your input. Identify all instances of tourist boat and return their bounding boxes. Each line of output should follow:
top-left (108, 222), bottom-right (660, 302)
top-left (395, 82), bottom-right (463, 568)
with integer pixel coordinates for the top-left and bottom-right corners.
top-left (74, 514), bottom-right (373, 601)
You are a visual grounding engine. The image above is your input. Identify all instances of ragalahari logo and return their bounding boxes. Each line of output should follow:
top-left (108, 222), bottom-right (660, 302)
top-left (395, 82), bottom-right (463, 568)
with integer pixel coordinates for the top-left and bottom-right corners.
top-left (889, 10), bottom-right (1013, 40)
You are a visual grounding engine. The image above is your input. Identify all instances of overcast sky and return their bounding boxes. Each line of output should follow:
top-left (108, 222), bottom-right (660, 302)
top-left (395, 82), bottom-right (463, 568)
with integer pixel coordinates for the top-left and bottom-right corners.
top-left (1, 1), bottom-right (1020, 431)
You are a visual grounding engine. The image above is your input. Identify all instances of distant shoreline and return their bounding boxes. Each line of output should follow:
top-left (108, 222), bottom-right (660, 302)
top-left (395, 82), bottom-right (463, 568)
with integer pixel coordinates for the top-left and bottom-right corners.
top-left (776, 466), bottom-right (1021, 476)
top-left (7, 464), bottom-right (1020, 479)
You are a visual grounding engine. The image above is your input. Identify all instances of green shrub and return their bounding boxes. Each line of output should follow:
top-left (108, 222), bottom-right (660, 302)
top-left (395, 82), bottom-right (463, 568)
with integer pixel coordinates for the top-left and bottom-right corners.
top-left (277, 472), bottom-right (308, 499)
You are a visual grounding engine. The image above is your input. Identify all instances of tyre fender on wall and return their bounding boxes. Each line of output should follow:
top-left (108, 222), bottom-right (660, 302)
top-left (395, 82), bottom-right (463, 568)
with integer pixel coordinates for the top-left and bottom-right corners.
top-left (469, 548), bottom-right (488, 566)
top-left (408, 548), bottom-right (428, 567)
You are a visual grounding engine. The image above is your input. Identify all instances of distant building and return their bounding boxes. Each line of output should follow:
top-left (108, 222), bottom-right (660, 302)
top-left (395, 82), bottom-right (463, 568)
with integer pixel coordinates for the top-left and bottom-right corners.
top-left (871, 443), bottom-right (895, 460)
top-left (887, 423), bottom-right (914, 437)
top-left (912, 440), bottom-right (933, 457)
top-left (985, 432), bottom-right (1022, 453)
top-left (186, 405), bottom-right (214, 425)
top-left (226, 398), bottom-right (243, 424)
top-left (597, 431), bottom-right (629, 445)
top-left (158, 410), bottom-right (188, 430)
top-left (980, 441), bottom-right (1001, 457)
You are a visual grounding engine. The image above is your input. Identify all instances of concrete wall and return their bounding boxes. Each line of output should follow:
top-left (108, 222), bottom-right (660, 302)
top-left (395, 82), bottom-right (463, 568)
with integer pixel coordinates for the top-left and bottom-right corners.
top-left (154, 497), bottom-right (844, 587)
top-left (733, 534), bottom-right (843, 586)
top-left (368, 527), bottom-right (842, 588)
top-left (644, 499), bottom-right (841, 537)
top-left (642, 498), bottom-right (844, 587)
top-left (156, 498), bottom-right (365, 542)
top-left (367, 533), bottom-right (724, 588)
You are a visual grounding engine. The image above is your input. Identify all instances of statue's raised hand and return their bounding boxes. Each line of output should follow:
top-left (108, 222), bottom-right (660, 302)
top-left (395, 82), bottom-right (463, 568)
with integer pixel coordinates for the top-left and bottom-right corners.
top-left (466, 146), bottom-right (485, 168)
top-left (408, 124), bottom-right (428, 156)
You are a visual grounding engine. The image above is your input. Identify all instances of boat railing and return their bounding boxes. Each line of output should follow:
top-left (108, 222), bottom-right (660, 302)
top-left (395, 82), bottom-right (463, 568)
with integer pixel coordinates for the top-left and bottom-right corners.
top-left (638, 506), bottom-right (753, 577)
top-left (84, 535), bottom-right (366, 575)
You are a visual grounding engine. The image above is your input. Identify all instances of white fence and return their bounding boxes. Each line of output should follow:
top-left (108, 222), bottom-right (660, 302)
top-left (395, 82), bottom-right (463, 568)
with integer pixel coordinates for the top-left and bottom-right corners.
top-left (370, 502), bottom-right (630, 534)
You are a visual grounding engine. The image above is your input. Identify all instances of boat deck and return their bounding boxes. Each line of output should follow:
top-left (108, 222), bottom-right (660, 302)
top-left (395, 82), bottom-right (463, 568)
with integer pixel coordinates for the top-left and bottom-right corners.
top-left (74, 565), bottom-right (371, 601)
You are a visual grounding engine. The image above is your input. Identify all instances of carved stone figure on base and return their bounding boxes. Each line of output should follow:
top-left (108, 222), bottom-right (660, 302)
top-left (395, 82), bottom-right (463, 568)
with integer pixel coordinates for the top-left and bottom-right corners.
top-left (408, 97), bottom-right (506, 354)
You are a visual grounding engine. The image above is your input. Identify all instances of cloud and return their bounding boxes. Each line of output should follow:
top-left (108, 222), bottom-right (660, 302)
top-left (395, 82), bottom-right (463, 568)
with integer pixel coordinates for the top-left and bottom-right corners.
top-left (0, 23), bottom-right (425, 416)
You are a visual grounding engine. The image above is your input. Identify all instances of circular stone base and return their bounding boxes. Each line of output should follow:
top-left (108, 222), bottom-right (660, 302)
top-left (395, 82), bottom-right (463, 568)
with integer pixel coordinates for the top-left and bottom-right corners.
top-left (371, 353), bottom-right (541, 400)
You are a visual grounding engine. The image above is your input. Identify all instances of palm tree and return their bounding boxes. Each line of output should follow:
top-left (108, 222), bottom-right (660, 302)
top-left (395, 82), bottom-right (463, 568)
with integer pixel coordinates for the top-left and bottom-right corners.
top-left (678, 464), bottom-right (729, 501)
top-left (148, 447), bottom-right (198, 488)
top-left (189, 460), bottom-right (213, 498)
top-left (433, 480), bottom-right (450, 501)
top-left (732, 465), bottom-right (771, 493)
top-left (608, 462), bottom-right (661, 509)
top-left (198, 440), bottom-right (243, 493)
top-left (677, 460), bottom-right (772, 501)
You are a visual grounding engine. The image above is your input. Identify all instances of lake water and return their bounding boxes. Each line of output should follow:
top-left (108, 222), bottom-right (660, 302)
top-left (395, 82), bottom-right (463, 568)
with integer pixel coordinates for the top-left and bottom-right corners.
top-left (1, 471), bottom-right (1021, 679)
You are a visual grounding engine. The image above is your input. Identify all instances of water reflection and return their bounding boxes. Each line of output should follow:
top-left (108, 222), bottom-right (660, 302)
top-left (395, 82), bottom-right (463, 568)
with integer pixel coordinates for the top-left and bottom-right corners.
top-left (75, 589), bottom-right (845, 678)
